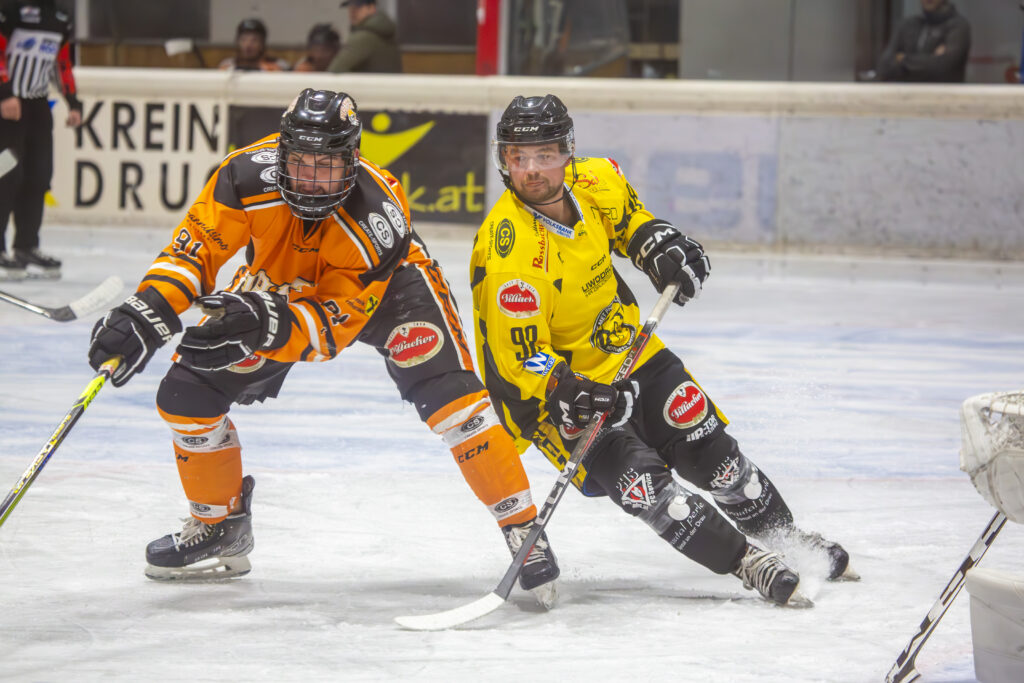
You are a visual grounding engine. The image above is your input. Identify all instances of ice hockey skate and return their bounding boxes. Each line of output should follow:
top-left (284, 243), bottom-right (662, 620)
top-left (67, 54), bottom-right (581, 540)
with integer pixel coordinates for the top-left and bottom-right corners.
top-left (502, 519), bottom-right (560, 609)
top-left (144, 475), bottom-right (255, 581)
top-left (787, 528), bottom-right (858, 581)
top-left (14, 248), bottom-right (61, 279)
top-left (0, 251), bottom-right (26, 280)
top-left (733, 543), bottom-right (813, 607)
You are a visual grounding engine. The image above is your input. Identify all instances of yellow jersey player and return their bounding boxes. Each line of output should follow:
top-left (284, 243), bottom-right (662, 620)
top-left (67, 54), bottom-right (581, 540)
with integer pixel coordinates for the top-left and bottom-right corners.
top-left (470, 94), bottom-right (856, 607)
top-left (86, 89), bottom-right (558, 605)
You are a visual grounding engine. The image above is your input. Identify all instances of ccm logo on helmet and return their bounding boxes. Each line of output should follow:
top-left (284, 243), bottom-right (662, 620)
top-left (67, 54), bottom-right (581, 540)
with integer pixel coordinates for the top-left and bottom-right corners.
top-left (663, 381), bottom-right (709, 429)
top-left (513, 126), bottom-right (539, 132)
top-left (298, 135), bottom-right (324, 142)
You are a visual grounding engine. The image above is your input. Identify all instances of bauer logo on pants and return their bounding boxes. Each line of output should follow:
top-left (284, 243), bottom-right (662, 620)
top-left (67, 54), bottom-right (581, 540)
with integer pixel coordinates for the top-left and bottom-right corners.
top-left (497, 279), bottom-right (540, 318)
top-left (663, 381), bottom-right (709, 429)
top-left (386, 322), bottom-right (444, 367)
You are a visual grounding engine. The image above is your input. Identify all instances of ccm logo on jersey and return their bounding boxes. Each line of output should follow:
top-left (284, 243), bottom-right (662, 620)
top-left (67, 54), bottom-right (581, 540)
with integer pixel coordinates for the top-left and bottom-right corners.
top-left (663, 381), bottom-right (709, 429)
top-left (386, 322), bottom-right (444, 367)
top-left (497, 279), bottom-right (540, 318)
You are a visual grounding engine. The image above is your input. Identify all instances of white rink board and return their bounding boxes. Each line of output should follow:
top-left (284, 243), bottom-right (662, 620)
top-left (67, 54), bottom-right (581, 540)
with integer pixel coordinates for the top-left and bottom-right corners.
top-left (46, 70), bottom-right (1024, 257)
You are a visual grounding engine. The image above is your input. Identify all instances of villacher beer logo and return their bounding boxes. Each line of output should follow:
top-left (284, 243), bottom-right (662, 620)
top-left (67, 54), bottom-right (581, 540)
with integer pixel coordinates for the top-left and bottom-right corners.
top-left (663, 381), bottom-right (709, 429)
top-left (386, 322), bottom-right (444, 368)
top-left (228, 353), bottom-right (267, 374)
top-left (496, 279), bottom-right (540, 318)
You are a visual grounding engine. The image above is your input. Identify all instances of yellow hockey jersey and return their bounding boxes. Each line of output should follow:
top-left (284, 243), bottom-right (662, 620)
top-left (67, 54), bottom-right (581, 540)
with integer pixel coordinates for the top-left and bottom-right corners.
top-left (470, 156), bottom-right (666, 453)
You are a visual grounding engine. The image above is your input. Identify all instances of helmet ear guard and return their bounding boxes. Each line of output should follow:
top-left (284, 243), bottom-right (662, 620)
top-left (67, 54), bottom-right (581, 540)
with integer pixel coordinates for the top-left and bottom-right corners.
top-left (277, 88), bottom-right (361, 219)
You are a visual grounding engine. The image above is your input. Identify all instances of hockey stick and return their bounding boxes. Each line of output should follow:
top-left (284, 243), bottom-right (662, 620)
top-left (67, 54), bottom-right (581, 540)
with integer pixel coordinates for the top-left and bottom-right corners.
top-left (0, 275), bottom-right (124, 322)
top-left (884, 510), bottom-right (1007, 683)
top-left (0, 357), bottom-right (121, 528)
top-left (395, 282), bottom-right (680, 631)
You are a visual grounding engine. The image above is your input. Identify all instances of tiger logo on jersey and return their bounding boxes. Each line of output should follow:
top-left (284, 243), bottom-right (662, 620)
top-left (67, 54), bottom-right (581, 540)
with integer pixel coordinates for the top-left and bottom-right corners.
top-left (590, 298), bottom-right (636, 354)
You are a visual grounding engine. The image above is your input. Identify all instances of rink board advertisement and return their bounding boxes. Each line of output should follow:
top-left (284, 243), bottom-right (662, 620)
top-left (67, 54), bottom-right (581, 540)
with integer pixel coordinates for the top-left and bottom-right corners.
top-left (228, 106), bottom-right (488, 225)
top-left (49, 95), bottom-right (226, 224)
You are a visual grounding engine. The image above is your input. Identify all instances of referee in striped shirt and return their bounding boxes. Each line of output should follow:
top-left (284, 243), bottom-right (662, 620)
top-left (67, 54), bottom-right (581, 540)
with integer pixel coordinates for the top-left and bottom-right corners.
top-left (0, 0), bottom-right (81, 280)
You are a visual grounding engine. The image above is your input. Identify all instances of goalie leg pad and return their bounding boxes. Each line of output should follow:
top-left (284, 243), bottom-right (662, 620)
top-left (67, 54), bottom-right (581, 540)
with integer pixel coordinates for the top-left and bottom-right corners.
top-left (418, 378), bottom-right (536, 526)
top-left (667, 431), bottom-right (793, 536)
top-left (587, 428), bottom-right (747, 575)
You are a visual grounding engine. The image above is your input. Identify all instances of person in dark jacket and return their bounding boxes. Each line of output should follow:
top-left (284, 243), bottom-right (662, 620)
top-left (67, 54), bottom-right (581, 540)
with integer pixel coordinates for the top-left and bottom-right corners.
top-left (328, 0), bottom-right (401, 73)
top-left (876, 0), bottom-right (971, 83)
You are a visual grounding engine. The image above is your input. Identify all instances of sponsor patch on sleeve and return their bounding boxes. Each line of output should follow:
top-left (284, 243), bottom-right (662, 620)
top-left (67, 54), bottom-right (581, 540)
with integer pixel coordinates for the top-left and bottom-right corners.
top-left (523, 351), bottom-right (556, 377)
top-left (496, 279), bottom-right (540, 318)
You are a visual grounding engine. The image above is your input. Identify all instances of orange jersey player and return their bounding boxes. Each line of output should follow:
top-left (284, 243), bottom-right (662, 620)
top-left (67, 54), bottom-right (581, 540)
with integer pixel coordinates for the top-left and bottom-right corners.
top-left (86, 89), bottom-right (559, 605)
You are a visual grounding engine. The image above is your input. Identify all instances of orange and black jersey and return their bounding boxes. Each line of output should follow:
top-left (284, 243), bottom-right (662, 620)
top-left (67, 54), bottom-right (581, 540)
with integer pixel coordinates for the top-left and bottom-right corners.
top-left (0, 1), bottom-right (79, 107)
top-left (140, 133), bottom-right (427, 364)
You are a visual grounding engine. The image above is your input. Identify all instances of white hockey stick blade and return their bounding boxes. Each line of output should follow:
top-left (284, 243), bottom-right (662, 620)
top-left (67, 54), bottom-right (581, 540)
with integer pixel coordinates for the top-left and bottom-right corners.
top-left (67, 276), bottom-right (124, 320)
top-left (395, 591), bottom-right (505, 631)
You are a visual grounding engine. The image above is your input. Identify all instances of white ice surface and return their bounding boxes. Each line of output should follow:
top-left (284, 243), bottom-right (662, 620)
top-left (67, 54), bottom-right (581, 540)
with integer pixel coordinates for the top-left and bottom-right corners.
top-left (2, 225), bottom-right (1024, 682)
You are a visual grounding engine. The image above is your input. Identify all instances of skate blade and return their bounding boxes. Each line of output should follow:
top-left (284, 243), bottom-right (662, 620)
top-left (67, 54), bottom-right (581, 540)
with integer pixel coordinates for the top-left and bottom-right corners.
top-left (145, 555), bottom-right (252, 582)
top-left (529, 581), bottom-right (558, 610)
top-left (784, 588), bottom-right (814, 609)
top-left (0, 270), bottom-right (27, 281)
top-left (25, 269), bottom-right (61, 281)
top-left (830, 563), bottom-right (861, 582)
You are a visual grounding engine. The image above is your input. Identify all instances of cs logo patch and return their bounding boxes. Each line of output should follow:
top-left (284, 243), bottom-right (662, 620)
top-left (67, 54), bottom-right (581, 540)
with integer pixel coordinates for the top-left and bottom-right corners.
top-left (495, 219), bottom-right (515, 258)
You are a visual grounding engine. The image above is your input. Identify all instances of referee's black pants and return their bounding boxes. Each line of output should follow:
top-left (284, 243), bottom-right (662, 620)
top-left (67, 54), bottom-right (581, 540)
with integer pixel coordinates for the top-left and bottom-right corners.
top-left (0, 97), bottom-right (53, 251)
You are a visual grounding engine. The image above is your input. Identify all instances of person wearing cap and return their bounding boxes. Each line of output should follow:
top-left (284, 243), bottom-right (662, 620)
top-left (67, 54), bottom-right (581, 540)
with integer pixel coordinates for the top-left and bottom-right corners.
top-left (328, 0), bottom-right (401, 74)
top-left (294, 23), bottom-right (341, 72)
top-left (218, 17), bottom-right (290, 72)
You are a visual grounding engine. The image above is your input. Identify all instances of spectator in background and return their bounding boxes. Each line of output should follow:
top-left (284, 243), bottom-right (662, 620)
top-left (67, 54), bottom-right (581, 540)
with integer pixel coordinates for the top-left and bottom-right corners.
top-left (328, 0), bottom-right (401, 74)
top-left (876, 0), bottom-right (970, 83)
top-left (294, 23), bottom-right (340, 72)
top-left (219, 17), bottom-right (290, 72)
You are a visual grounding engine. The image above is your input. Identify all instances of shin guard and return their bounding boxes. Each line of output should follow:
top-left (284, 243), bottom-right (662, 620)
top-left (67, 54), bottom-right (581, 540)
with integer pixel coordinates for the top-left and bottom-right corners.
top-left (427, 391), bottom-right (536, 526)
top-left (159, 408), bottom-right (243, 523)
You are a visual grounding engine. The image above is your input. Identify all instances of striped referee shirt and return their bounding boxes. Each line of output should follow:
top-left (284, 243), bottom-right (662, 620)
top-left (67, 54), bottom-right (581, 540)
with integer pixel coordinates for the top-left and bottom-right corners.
top-left (0, 1), bottom-right (79, 109)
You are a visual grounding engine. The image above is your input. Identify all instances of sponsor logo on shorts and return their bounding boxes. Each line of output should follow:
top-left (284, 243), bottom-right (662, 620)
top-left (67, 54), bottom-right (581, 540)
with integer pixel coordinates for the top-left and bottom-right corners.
top-left (228, 353), bottom-right (266, 374)
top-left (663, 381), bottom-right (709, 429)
top-left (495, 219), bottom-right (515, 258)
top-left (523, 351), bottom-right (556, 377)
top-left (497, 279), bottom-right (540, 318)
top-left (386, 322), bottom-right (444, 367)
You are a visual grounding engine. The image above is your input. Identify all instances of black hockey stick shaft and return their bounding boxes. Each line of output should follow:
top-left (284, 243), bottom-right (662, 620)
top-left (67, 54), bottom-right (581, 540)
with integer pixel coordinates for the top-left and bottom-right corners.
top-left (884, 510), bottom-right (1007, 683)
top-left (0, 357), bottom-right (121, 528)
top-left (0, 276), bottom-right (123, 322)
top-left (493, 282), bottom-right (680, 600)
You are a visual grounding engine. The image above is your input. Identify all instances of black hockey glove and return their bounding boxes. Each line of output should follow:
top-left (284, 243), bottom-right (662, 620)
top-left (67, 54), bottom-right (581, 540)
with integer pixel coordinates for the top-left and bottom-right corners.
top-left (176, 291), bottom-right (293, 372)
top-left (88, 287), bottom-right (182, 387)
top-left (545, 364), bottom-right (639, 431)
top-left (626, 219), bottom-right (710, 306)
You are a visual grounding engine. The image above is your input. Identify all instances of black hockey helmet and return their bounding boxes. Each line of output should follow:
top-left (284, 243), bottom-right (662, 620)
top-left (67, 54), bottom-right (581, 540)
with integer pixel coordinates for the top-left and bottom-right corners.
top-left (492, 94), bottom-right (576, 197)
top-left (236, 17), bottom-right (267, 40)
top-left (277, 88), bottom-right (361, 218)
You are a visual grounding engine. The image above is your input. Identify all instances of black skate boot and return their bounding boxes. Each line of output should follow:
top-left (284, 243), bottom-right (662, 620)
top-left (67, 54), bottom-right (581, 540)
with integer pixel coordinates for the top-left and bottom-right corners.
top-left (145, 475), bottom-right (255, 581)
top-left (502, 519), bottom-right (560, 609)
top-left (0, 251), bottom-right (26, 280)
top-left (14, 248), bottom-right (61, 279)
top-left (732, 542), bottom-right (812, 607)
top-left (784, 528), bottom-right (858, 581)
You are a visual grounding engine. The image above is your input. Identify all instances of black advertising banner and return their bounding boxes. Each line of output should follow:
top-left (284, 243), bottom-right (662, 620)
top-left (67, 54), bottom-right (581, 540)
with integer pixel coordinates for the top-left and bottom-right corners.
top-left (228, 106), bottom-right (487, 225)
